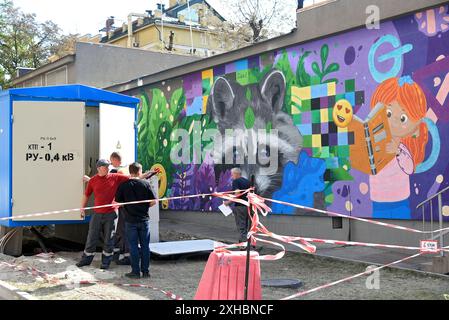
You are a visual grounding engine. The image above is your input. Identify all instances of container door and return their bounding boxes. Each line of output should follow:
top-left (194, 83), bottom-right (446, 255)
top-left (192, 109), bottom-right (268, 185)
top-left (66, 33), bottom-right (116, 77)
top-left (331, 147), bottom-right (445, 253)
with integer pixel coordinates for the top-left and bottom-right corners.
top-left (99, 104), bottom-right (136, 166)
top-left (85, 107), bottom-right (99, 177)
top-left (12, 101), bottom-right (85, 222)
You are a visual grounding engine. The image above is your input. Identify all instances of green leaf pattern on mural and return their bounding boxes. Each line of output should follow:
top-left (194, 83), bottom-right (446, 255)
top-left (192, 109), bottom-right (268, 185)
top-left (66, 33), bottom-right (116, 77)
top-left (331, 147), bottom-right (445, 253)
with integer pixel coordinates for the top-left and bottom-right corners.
top-left (296, 51), bottom-right (312, 88)
top-left (310, 44), bottom-right (340, 84)
top-left (274, 44), bottom-right (340, 115)
top-left (137, 88), bottom-right (186, 191)
top-left (174, 113), bottom-right (217, 163)
top-left (275, 50), bottom-right (296, 113)
top-left (245, 88), bottom-right (252, 101)
top-left (321, 43), bottom-right (329, 69)
top-left (293, 44), bottom-right (341, 89)
top-left (170, 88), bottom-right (185, 117)
top-left (266, 121), bottom-right (272, 134)
top-left (245, 107), bottom-right (255, 129)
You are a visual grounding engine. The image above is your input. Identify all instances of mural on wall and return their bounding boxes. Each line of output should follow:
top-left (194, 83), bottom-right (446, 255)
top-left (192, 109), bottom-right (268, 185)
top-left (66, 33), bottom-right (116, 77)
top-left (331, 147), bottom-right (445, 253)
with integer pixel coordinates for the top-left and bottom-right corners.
top-left (131, 4), bottom-right (449, 221)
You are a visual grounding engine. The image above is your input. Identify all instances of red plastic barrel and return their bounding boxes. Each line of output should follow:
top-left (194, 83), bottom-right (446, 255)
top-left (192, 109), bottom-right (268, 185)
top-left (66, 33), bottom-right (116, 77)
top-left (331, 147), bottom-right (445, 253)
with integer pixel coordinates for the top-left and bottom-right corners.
top-left (194, 250), bottom-right (262, 300)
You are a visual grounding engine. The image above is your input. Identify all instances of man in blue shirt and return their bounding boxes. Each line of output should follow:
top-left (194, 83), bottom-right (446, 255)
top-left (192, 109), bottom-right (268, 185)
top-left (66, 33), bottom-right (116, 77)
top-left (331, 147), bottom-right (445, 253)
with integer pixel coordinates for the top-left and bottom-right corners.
top-left (224, 168), bottom-right (251, 244)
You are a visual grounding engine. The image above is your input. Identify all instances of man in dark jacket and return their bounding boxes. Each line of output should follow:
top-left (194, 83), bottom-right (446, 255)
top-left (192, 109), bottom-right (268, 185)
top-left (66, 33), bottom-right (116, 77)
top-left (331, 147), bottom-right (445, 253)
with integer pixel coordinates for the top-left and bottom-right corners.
top-left (224, 168), bottom-right (251, 244)
top-left (115, 162), bottom-right (155, 279)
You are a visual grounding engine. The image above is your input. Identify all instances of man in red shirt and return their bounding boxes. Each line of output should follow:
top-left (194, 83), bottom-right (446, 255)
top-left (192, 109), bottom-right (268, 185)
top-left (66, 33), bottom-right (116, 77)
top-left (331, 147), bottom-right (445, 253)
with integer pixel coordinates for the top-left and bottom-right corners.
top-left (77, 159), bottom-right (129, 269)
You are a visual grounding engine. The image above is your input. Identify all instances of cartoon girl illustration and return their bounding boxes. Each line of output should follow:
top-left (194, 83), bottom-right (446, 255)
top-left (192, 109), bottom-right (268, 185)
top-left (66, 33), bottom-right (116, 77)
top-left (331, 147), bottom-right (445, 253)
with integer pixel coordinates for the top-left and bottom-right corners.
top-left (369, 76), bottom-right (429, 219)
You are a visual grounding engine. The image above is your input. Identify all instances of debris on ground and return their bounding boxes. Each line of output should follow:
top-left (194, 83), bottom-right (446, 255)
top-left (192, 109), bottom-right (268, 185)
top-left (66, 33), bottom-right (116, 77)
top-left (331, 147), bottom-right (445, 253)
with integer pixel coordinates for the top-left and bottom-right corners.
top-left (0, 229), bottom-right (447, 300)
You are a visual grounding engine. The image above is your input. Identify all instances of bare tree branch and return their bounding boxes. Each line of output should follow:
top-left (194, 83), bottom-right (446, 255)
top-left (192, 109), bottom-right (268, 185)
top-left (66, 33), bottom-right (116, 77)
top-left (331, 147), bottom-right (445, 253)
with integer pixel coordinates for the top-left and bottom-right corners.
top-left (224, 0), bottom-right (296, 44)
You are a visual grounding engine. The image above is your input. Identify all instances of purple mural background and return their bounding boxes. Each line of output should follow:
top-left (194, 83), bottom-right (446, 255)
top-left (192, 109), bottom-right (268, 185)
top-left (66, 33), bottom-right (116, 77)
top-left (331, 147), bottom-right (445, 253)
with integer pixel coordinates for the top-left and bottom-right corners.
top-left (131, 5), bottom-right (449, 221)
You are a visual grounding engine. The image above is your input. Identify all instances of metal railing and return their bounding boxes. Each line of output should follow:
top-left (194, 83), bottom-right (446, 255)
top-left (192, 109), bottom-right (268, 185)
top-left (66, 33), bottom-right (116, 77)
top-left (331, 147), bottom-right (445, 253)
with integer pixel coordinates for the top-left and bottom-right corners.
top-left (417, 185), bottom-right (449, 257)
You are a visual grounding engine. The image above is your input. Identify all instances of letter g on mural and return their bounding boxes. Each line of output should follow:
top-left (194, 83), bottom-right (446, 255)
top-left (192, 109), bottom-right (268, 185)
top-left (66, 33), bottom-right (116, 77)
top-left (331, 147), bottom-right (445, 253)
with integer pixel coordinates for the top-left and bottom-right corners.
top-left (130, 5), bottom-right (449, 220)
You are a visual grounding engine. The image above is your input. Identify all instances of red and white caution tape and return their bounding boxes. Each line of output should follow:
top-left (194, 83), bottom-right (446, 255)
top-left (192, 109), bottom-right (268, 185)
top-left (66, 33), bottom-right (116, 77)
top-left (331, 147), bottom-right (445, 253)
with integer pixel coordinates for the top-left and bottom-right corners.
top-left (3, 188), bottom-right (446, 237)
top-left (0, 261), bottom-right (59, 284)
top-left (116, 283), bottom-right (182, 300)
top-left (72, 280), bottom-right (183, 300)
top-left (216, 192), bottom-right (449, 256)
top-left (281, 252), bottom-right (423, 300)
top-left (264, 197), bottom-right (449, 235)
top-left (215, 192), bottom-right (317, 259)
top-left (214, 192), bottom-right (449, 259)
top-left (256, 234), bottom-right (449, 253)
top-left (2, 188), bottom-right (448, 300)
top-left (0, 260), bottom-right (183, 300)
top-left (0, 189), bottom-right (247, 222)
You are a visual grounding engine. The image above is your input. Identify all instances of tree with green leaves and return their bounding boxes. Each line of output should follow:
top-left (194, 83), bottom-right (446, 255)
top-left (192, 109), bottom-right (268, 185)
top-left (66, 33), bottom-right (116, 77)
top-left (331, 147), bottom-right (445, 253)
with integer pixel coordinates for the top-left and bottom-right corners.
top-left (50, 33), bottom-right (80, 60)
top-left (0, 0), bottom-right (65, 88)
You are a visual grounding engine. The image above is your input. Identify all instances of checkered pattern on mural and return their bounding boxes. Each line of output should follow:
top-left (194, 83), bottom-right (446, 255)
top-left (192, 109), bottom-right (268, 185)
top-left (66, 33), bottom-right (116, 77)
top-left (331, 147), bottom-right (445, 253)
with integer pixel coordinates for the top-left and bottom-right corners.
top-left (291, 79), bottom-right (364, 181)
top-left (182, 55), bottom-right (273, 116)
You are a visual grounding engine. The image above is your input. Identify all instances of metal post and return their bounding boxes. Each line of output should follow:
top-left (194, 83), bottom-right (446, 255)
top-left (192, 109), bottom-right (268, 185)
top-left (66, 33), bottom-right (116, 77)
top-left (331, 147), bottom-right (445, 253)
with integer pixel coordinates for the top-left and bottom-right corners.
top-left (438, 194), bottom-right (444, 257)
top-left (127, 14), bottom-right (133, 48)
top-left (187, 0), bottom-right (194, 54)
top-left (244, 175), bottom-right (255, 300)
top-left (243, 206), bottom-right (252, 301)
top-left (430, 201), bottom-right (434, 240)
top-left (29, 227), bottom-right (48, 254)
top-left (422, 205), bottom-right (425, 240)
top-left (161, 6), bottom-right (165, 51)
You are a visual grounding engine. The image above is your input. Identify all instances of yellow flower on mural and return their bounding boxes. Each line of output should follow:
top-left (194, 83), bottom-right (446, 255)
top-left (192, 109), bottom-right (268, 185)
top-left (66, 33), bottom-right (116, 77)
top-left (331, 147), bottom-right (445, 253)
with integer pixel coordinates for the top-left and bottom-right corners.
top-left (150, 163), bottom-right (169, 209)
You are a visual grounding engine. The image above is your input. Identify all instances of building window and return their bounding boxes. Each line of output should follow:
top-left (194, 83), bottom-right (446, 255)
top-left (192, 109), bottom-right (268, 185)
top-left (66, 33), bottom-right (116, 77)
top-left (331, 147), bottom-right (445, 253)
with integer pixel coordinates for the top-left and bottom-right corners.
top-left (23, 76), bottom-right (43, 88)
top-left (45, 66), bottom-right (68, 86)
top-left (201, 32), bottom-right (208, 46)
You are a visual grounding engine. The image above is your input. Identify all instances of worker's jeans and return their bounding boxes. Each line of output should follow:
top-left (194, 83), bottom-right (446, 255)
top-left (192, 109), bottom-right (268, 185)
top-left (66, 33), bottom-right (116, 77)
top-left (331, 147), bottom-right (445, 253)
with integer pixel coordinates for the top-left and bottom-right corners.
top-left (113, 208), bottom-right (130, 257)
top-left (126, 221), bottom-right (151, 275)
top-left (233, 206), bottom-right (249, 243)
top-left (83, 212), bottom-right (117, 257)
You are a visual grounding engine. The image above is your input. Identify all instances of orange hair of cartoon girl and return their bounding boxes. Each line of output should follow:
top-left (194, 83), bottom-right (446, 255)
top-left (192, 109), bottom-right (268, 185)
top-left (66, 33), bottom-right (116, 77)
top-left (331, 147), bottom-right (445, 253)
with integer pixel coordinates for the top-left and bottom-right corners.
top-left (371, 76), bottom-right (429, 169)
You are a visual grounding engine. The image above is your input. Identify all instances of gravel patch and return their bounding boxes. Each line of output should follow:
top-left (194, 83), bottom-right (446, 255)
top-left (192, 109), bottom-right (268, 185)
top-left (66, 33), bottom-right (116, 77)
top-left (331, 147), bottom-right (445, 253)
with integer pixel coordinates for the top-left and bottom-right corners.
top-left (0, 230), bottom-right (447, 300)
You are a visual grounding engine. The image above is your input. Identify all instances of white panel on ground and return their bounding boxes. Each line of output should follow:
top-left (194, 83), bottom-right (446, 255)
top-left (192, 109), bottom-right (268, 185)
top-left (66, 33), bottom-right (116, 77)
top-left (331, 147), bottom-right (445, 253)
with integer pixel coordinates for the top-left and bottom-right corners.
top-left (12, 101), bottom-right (85, 221)
top-left (99, 103), bottom-right (135, 166)
top-left (149, 240), bottom-right (227, 256)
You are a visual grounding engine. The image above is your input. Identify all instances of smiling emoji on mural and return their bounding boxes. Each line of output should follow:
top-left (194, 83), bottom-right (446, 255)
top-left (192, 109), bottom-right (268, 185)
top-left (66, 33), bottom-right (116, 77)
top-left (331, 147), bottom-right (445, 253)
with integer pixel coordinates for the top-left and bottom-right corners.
top-left (333, 99), bottom-right (354, 128)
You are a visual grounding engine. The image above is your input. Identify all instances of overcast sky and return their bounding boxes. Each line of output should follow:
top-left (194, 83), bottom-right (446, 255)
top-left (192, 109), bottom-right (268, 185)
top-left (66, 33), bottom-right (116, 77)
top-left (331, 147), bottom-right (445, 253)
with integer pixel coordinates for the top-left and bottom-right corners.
top-left (12, 0), bottom-right (321, 36)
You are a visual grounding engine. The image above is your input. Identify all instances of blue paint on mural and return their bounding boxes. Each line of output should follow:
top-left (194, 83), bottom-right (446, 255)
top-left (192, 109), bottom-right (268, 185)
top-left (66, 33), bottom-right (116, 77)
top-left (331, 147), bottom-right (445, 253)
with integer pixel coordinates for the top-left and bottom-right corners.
top-left (368, 34), bottom-right (413, 83)
top-left (271, 152), bottom-right (326, 214)
top-left (415, 118), bottom-right (441, 174)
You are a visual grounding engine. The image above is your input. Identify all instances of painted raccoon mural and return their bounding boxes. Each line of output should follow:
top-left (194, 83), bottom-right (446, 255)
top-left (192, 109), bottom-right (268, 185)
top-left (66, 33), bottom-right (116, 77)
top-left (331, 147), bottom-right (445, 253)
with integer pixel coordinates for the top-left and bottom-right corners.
top-left (133, 4), bottom-right (449, 221)
top-left (206, 69), bottom-right (303, 196)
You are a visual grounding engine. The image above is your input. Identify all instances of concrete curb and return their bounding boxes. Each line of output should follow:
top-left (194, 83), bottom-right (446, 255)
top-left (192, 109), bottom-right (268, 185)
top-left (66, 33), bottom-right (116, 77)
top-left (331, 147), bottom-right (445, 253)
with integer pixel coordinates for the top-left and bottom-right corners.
top-left (0, 280), bottom-right (36, 300)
